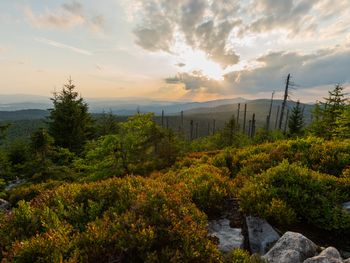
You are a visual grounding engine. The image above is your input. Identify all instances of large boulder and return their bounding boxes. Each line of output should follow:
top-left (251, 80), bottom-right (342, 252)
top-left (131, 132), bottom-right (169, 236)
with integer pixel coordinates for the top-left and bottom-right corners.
top-left (246, 216), bottom-right (280, 254)
top-left (0, 199), bottom-right (10, 210)
top-left (208, 219), bottom-right (244, 253)
top-left (263, 231), bottom-right (318, 263)
top-left (303, 247), bottom-right (343, 263)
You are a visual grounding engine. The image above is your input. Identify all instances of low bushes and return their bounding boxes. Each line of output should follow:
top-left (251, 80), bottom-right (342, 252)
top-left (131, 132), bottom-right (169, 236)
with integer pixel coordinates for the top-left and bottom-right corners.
top-left (0, 176), bottom-right (222, 262)
top-left (157, 163), bottom-right (235, 216)
top-left (238, 161), bottom-right (350, 231)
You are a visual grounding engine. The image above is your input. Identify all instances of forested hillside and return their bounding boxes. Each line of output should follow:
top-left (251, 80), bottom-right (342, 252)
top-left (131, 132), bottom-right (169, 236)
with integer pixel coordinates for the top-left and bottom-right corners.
top-left (0, 81), bottom-right (349, 262)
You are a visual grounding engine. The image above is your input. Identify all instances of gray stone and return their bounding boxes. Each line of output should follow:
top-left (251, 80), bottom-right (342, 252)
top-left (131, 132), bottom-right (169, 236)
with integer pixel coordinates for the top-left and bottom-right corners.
top-left (0, 199), bottom-right (10, 210)
top-left (319, 247), bottom-right (342, 259)
top-left (246, 216), bottom-right (280, 254)
top-left (263, 231), bottom-right (318, 263)
top-left (303, 247), bottom-right (342, 263)
top-left (208, 219), bottom-right (244, 253)
top-left (343, 202), bottom-right (350, 213)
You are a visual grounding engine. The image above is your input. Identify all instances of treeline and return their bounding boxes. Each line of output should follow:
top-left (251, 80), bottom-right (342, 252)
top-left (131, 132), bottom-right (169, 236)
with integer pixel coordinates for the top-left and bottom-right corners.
top-left (0, 80), bottom-right (349, 186)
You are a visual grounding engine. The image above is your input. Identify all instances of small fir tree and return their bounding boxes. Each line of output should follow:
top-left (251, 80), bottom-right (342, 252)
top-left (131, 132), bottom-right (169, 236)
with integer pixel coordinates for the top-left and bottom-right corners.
top-left (288, 101), bottom-right (304, 136)
top-left (48, 78), bottom-right (94, 153)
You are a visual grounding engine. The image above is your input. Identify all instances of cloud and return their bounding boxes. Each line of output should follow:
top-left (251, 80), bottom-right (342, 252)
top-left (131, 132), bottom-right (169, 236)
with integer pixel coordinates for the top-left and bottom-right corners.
top-left (176, 63), bottom-right (186, 67)
top-left (25, 1), bottom-right (104, 32)
top-left (129, 0), bottom-right (350, 68)
top-left (35, 37), bottom-right (92, 55)
top-left (245, 0), bottom-right (317, 37)
top-left (131, 0), bottom-right (241, 68)
top-left (165, 45), bottom-right (350, 98)
top-left (165, 71), bottom-right (222, 92)
top-left (224, 47), bottom-right (350, 93)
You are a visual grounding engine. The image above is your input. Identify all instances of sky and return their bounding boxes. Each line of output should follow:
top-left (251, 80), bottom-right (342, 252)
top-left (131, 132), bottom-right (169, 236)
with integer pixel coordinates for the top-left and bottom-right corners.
top-left (0, 0), bottom-right (349, 102)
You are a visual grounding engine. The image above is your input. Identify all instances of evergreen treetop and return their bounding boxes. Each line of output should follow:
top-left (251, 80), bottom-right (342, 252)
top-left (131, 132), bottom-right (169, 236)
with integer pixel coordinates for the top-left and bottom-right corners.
top-left (48, 78), bottom-right (94, 153)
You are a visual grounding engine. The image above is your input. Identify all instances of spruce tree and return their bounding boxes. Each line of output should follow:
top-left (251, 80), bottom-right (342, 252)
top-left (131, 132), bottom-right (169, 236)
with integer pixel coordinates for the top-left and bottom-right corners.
top-left (48, 78), bottom-right (93, 153)
top-left (309, 84), bottom-right (347, 139)
top-left (288, 101), bottom-right (304, 136)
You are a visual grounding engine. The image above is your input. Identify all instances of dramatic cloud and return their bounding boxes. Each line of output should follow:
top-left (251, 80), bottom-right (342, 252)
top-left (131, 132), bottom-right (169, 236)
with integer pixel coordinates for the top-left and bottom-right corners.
top-left (35, 37), bottom-right (93, 55)
top-left (165, 45), bottom-right (350, 97)
top-left (224, 47), bottom-right (350, 93)
top-left (131, 0), bottom-right (241, 68)
top-left (130, 0), bottom-right (350, 67)
top-left (25, 1), bottom-right (104, 32)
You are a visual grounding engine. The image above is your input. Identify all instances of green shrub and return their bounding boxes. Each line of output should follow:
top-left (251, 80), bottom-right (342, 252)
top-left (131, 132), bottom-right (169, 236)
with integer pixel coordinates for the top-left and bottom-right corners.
top-left (225, 248), bottom-right (250, 263)
top-left (158, 163), bottom-right (234, 216)
top-left (238, 161), bottom-right (350, 231)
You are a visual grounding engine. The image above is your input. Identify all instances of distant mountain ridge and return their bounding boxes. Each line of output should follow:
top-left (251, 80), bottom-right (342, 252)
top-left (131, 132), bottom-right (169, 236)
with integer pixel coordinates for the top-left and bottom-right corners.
top-left (0, 94), bottom-right (247, 114)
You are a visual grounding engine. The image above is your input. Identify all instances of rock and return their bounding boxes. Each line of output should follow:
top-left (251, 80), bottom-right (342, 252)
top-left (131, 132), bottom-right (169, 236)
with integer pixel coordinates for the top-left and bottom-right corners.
top-left (5, 179), bottom-right (26, 191)
top-left (246, 216), bottom-right (280, 254)
top-left (0, 199), bottom-right (10, 210)
top-left (319, 247), bottom-right (342, 259)
top-left (208, 219), bottom-right (244, 253)
top-left (303, 247), bottom-right (342, 263)
top-left (263, 231), bottom-right (318, 263)
top-left (343, 202), bottom-right (350, 214)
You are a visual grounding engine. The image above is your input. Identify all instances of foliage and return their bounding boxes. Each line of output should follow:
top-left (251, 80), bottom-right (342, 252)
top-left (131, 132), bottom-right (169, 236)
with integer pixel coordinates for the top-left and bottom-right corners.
top-left (308, 84), bottom-right (348, 139)
top-left (76, 114), bottom-right (185, 181)
top-left (0, 176), bottom-right (222, 262)
top-left (224, 249), bottom-right (267, 263)
top-left (48, 79), bottom-right (94, 153)
top-left (30, 128), bottom-right (54, 162)
top-left (94, 111), bottom-right (119, 137)
top-left (238, 161), bottom-right (350, 230)
top-left (288, 101), bottom-right (304, 136)
top-left (215, 137), bottom-right (350, 178)
top-left (156, 163), bottom-right (234, 216)
top-left (334, 104), bottom-right (350, 138)
top-left (225, 249), bottom-right (250, 263)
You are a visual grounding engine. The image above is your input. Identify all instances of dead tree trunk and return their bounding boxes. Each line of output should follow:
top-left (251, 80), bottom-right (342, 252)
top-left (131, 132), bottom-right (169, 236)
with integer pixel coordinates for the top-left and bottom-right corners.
top-left (252, 114), bottom-right (256, 137)
top-left (266, 91), bottom-right (275, 131)
top-left (275, 105), bottom-right (280, 130)
top-left (161, 110), bottom-right (164, 127)
top-left (190, 120), bottom-right (194, 141)
top-left (213, 119), bottom-right (216, 135)
top-left (279, 74), bottom-right (291, 130)
top-left (236, 103), bottom-right (241, 130)
top-left (243, 103), bottom-right (247, 133)
top-left (248, 120), bottom-right (252, 137)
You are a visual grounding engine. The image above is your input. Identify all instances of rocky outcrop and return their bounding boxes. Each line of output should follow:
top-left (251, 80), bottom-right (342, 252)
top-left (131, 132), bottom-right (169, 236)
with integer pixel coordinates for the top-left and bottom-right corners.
top-left (0, 199), bottom-right (10, 210)
top-left (263, 231), bottom-right (318, 263)
top-left (208, 219), bottom-right (244, 253)
top-left (246, 216), bottom-right (280, 254)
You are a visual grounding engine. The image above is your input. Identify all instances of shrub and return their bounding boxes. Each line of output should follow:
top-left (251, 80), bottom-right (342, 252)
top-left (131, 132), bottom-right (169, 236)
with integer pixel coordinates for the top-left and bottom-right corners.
top-left (238, 161), bottom-right (350, 231)
top-left (0, 176), bottom-right (222, 262)
top-left (158, 163), bottom-right (235, 216)
top-left (225, 248), bottom-right (250, 263)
